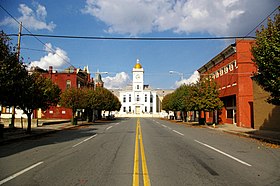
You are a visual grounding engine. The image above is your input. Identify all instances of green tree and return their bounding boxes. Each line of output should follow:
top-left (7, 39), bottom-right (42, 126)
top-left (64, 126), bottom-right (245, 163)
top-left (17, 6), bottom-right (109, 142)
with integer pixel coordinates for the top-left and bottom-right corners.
top-left (162, 93), bottom-right (173, 113)
top-left (19, 73), bottom-right (61, 133)
top-left (191, 76), bottom-right (223, 124)
top-left (251, 10), bottom-right (280, 105)
top-left (60, 88), bottom-right (87, 124)
top-left (87, 87), bottom-right (120, 120)
top-left (0, 31), bottom-right (28, 127)
top-left (172, 85), bottom-right (193, 121)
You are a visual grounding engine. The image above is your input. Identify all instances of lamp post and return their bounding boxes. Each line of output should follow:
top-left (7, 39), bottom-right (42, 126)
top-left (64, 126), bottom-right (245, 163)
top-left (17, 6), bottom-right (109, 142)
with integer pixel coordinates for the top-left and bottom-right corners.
top-left (94, 69), bottom-right (108, 75)
top-left (169, 70), bottom-right (184, 81)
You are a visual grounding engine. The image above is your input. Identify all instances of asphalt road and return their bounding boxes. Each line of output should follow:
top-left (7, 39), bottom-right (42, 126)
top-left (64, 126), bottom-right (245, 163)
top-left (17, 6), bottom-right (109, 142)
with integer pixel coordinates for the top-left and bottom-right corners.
top-left (0, 118), bottom-right (280, 186)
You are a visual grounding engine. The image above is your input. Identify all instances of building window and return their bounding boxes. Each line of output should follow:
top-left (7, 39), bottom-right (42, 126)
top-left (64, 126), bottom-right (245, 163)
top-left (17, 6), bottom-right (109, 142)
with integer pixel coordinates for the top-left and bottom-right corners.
top-left (123, 95), bottom-right (126, 103)
top-left (220, 69), bottom-right (223, 76)
top-left (77, 81), bottom-right (81, 88)
top-left (129, 94), bottom-right (131, 102)
top-left (226, 109), bottom-right (234, 118)
top-left (215, 71), bottom-right (219, 78)
top-left (137, 95), bottom-right (140, 101)
top-left (145, 106), bottom-right (147, 112)
top-left (123, 107), bottom-right (126, 112)
top-left (66, 80), bottom-right (71, 89)
top-left (224, 66), bottom-right (228, 74)
top-left (2, 106), bottom-right (12, 114)
top-left (129, 106), bottom-right (131, 112)
top-left (145, 94), bottom-right (147, 102)
top-left (150, 95), bottom-right (153, 103)
top-left (150, 107), bottom-right (153, 113)
top-left (137, 85), bottom-right (139, 89)
top-left (229, 64), bottom-right (234, 71)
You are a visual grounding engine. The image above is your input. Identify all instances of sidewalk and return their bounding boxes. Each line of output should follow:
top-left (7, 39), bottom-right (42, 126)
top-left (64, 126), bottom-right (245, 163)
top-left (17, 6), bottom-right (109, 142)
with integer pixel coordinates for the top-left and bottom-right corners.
top-left (207, 123), bottom-right (280, 145)
top-left (0, 121), bottom-right (76, 145)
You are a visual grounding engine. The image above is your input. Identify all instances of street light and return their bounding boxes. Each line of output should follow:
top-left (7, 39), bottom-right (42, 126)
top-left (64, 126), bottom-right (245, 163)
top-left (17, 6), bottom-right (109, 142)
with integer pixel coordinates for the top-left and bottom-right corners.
top-left (169, 70), bottom-right (184, 81)
top-left (94, 69), bottom-right (108, 75)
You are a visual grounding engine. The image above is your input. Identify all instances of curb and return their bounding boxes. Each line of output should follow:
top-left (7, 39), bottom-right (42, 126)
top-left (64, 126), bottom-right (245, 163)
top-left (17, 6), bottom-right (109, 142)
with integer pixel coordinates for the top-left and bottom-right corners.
top-left (211, 127), bottom-right (280, 145)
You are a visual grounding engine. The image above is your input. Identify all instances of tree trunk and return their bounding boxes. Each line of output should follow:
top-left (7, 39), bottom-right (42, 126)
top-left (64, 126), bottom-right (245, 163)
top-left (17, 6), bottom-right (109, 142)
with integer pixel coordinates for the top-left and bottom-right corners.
top-left (72, 108), bottom-right (76, 125)
top-left (92, 110), bottom-right (96, 122)
top-left (26, 113), bottom-right (32, 134)
top-left (10, 106), bottom-right (15, 128)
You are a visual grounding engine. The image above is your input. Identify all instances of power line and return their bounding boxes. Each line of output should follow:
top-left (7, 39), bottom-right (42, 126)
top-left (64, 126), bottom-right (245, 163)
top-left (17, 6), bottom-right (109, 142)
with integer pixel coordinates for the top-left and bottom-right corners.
top-left (6, 33), bottom-right (255, 41)
top-left (5, 6), bottom-right (279, 41)
top-left (0, 4), bottom-right (74, 68)
top-left (244, 6), bottom-right (279, 38)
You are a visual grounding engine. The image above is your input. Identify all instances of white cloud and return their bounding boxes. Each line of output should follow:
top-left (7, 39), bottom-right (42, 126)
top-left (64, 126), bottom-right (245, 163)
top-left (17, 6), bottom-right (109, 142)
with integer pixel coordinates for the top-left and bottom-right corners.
top-left (103, 72), bottom-right (131, 89)
top-left (0, 3), bottom-right (56, 31)
top-left (29, 43), bottom-right (69, 70)
top-left (175, 71), bottom-right (200, 88)
top-left (82, 0), bottom-right (276, 36)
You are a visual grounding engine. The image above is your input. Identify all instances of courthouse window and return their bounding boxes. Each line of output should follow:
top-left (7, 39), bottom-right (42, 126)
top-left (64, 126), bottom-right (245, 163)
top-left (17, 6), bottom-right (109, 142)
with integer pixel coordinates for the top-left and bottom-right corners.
top-left (123, 96), bottom-right (126, 103)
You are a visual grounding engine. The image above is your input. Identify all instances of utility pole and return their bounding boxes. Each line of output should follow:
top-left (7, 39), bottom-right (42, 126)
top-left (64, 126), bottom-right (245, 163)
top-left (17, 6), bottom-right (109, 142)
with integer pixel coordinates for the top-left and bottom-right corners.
top-left (10, 22), bottom-right (22, 128)
top-left (17, 22), bottom-right (22, 58)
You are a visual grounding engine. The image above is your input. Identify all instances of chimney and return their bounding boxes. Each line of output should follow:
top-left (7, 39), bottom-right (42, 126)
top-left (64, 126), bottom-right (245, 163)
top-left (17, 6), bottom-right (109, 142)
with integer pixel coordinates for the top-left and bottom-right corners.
top-left (49, 66), bottom-right (53, 73)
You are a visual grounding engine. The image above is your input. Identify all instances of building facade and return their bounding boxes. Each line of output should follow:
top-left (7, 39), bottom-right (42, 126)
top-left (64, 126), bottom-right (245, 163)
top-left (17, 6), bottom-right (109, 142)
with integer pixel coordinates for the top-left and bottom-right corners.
top-left (117, 59), bottom-right (159, 117)
top-left (198, 39), bottom-right (257, 128)
top-left (36, 66), bottom-right (94, 119)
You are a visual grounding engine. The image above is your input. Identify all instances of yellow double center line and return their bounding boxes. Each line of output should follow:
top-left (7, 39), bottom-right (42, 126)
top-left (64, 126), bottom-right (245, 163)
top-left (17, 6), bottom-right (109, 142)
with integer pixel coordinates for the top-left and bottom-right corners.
top-left (133, 118), bottom-right (151, 186)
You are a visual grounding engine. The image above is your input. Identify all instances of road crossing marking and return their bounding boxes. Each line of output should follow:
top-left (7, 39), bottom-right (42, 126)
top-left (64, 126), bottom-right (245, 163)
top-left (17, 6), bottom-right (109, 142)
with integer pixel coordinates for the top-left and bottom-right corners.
top-left (0, 161), bottom-right (44, 185)
top-left (133, 118), bottom-right (151, 186)
top-left (195, 140), bottom-right (252, 167)
top-left (72, 134), bottom-right (97, 147)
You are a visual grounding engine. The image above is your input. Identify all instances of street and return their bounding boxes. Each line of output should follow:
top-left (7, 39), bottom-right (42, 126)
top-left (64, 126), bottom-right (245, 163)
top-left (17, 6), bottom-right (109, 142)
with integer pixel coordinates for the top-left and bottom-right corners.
top-left (0, 118), bottom-right (280, 186)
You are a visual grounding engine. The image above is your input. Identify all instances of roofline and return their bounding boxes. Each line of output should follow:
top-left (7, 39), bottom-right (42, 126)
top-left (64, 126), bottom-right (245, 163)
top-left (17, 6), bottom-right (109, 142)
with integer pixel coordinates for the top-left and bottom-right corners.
top-left (197, 43), bottom-right (236, 74)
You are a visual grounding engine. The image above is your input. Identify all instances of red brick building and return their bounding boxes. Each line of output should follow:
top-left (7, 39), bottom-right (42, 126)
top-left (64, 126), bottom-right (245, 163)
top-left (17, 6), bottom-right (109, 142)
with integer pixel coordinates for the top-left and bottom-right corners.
top-left (34, 66), bottom-right (94, 119)
top-left (198, 39), bottom-right (257, 128)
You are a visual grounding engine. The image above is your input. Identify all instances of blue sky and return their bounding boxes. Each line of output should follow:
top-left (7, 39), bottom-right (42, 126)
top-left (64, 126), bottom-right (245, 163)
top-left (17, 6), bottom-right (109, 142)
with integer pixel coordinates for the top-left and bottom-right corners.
top-left (1, 0), bottom-right (279, 89)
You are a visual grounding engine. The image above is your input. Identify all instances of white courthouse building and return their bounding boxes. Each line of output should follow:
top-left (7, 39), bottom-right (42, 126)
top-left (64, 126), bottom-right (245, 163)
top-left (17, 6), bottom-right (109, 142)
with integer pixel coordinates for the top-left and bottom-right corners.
top-left (117, 59), bottom-right (159, 117)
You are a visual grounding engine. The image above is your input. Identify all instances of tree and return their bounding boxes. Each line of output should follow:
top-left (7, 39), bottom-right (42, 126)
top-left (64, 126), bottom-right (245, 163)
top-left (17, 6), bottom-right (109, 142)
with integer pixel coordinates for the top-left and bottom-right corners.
top-left (0, 31), bottom-right (28, 127)
top-left (251, 10), bottom-right (280, 105)
top-left (191, 76), bottom-right (223, 124)
top-left (60, 88), bottom-right (87, 124)
top-left (87, 87), bottom-right (121, 120)
top-left (19, 73), bottom-right (61, 133)
top-left (171, 85), bottom-right (193, 121)
top-left (162, 93), bottom-right (173, 113)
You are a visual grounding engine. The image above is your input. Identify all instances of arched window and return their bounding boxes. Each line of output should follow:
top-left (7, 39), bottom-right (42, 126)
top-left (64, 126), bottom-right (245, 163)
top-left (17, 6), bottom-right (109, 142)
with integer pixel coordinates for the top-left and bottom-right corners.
top-left (66, 80), bottom-right (71, 89)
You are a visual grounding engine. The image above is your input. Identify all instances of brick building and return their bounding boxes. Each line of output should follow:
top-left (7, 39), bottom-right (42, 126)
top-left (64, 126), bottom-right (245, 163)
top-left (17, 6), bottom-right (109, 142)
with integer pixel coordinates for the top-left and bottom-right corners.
top-left (35, 66), bottom-right (94, 119)
top-left (198, 39), bottom-right (257, 128)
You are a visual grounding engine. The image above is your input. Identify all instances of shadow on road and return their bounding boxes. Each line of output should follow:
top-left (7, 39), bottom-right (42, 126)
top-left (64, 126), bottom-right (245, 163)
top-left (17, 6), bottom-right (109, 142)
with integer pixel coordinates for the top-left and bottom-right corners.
top-left (0, 118), bottom-right (126, 158)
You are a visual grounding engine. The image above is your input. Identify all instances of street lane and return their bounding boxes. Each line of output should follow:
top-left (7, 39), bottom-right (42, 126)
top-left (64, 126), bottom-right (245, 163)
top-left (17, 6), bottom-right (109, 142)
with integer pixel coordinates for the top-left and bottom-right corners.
top-left (1, 118), bottom-right (280, 185)
top-left (144, 118), bottom-right (280, 185)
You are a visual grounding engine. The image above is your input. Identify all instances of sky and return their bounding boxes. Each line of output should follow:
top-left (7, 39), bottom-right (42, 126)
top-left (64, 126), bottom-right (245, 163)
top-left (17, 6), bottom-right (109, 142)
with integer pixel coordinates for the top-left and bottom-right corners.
top-left (0, 0), bottom-right (279, 89)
